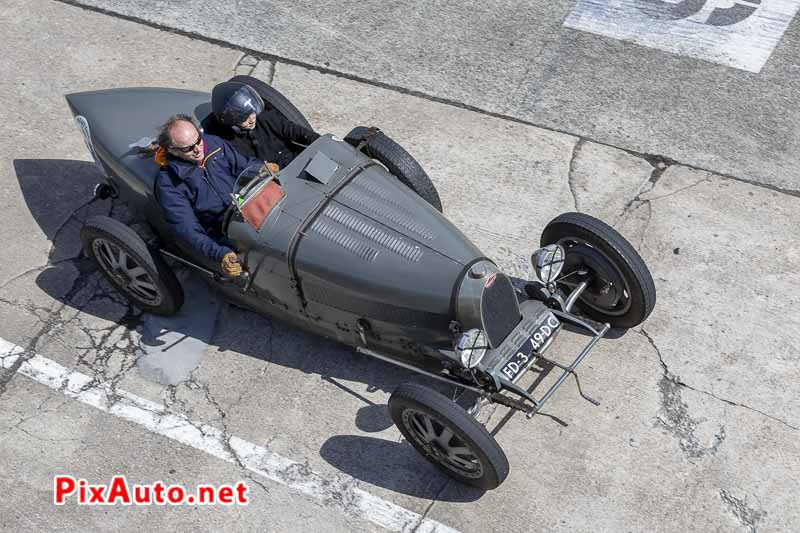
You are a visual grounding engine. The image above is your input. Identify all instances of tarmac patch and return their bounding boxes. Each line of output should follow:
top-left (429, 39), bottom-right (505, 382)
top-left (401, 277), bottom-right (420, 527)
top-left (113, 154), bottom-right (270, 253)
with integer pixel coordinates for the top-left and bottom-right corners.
top-left (137, 272), bottom-right (221, 385)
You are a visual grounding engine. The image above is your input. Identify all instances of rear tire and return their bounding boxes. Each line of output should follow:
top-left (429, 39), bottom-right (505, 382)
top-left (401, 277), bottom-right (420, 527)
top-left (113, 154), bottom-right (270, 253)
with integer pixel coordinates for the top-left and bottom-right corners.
top-left (229, 74), bottom-right (312, 129)
top-left (389, 383), bottom-right (509, 489)
top-left (345, 127), bottom-right (442, 212)
top-left (541, 212), bottom-right (656, 328)
top-left (81, 216), bottom-right (184, 315)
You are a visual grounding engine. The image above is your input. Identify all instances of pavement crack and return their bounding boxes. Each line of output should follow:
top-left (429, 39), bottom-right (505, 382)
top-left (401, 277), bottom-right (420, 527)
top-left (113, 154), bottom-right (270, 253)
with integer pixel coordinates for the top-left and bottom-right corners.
top-left (264, 60), bottom-right (276, 84)
top-left (13, 424), bottom-right (83, 444)
top-left (73, 300), bottom-right (145, 408)
top-left (412, 479), bottom-right (450, 532)
top-left (566, 139), bottom-right (584, 212)
top-left (0, 267), bottom-right (99, 399)
top-left (641, 201), bottom-right (653, 250)
top-left (234, 53), bottom-right (260, 76)
top-left (615, 154), bottom-right (672, 225)
top-left (644, 175), bottom-right (714, 202)
top-left (642, 154), bottom-right (674, 186)
top-left (640, 328), bottom-right (726, 458)
top-left (719, 489), bottom-right (767, 533)
top-left (184, 369), bottom-right (271, 495)
top-left (0, 266), bottom-right (48, 291)
top-left (640, 328), bottom-right (797, 447)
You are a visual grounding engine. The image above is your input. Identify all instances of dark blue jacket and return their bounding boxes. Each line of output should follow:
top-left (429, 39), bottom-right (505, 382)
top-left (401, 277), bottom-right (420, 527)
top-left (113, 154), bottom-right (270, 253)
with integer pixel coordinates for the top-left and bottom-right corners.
top-left (155, 134), bottom-right (258, 263)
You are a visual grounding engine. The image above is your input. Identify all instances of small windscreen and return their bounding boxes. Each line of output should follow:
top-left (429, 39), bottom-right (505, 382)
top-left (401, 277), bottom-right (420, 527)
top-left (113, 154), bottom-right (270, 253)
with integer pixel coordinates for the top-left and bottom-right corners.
top-left (240, 180), bottom-right (284, 231)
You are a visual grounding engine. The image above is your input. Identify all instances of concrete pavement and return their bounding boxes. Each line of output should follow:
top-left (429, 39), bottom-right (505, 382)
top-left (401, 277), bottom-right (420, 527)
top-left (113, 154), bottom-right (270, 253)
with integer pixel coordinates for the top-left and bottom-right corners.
top-left (1, 1), bottom-right (798, 532)
top-left (63, 0), bottom-right (800, 194)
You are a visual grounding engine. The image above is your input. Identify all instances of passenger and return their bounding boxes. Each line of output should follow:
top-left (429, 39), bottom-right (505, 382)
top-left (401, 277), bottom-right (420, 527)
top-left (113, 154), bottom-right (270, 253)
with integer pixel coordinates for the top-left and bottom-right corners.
top-left (154, 114), bottom-right (277, 277)
top-left (202, 81), bottom-right (320, 169)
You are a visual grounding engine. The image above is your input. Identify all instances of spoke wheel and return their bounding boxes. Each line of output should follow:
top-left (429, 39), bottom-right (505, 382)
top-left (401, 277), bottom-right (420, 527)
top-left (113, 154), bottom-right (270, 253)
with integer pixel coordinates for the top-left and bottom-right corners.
top-left (389, 383), bottom-right (509, 490)
top-left (402, 409), bottom-right (484, 479)
top-left (541, 212), bottom-right (656, 328)
top-left (81, 216), bottom-right (184, 315)
top-left (93, 238), bottom-right (162, 306)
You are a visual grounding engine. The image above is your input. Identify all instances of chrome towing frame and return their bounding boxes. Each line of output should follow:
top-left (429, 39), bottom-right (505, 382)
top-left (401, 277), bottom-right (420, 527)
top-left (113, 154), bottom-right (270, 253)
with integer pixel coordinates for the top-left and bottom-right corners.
top-left (517, 310), bottom-right (608, 418)
top-left (357, 313), bottom-right (609, 422)
top-left (482, 280), bottom-right (611, 419)
top-left (356, 278), bottom-right (609, 423)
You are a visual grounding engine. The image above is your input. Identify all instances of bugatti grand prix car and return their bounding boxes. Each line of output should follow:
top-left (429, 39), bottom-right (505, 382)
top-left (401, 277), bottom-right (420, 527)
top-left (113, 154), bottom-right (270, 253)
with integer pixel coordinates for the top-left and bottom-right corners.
top-left (65, 76), bottom-right (656, 490)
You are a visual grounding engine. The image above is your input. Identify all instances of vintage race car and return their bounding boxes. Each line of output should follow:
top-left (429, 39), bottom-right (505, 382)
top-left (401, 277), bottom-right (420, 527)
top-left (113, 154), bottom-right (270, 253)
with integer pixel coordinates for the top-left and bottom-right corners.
top-left (65, 76), bottom-right (656, 490)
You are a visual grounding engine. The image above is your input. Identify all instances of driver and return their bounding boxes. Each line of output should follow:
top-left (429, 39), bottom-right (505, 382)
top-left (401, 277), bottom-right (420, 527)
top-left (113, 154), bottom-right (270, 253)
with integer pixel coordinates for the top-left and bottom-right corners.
top-left (154, 114), bottom-right (276, 277)
top-left (201, 81), bottom-right (320, 169)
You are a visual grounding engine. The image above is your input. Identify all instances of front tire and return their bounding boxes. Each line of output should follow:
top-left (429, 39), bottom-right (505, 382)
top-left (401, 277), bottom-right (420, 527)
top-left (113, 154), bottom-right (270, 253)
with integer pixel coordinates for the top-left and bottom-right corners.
top-left (389, 383), bottom-right (509, 489)
top-left (541, 212), bottom-right (656, 328)
top-left (81, 216), bottom-right (184, 315)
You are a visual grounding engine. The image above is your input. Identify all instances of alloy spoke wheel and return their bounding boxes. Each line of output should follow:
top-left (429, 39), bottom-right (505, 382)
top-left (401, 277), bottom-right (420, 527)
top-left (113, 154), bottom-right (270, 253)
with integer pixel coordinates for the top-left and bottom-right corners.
top-left (92, 238), bottom-right (163, 306)
top-left (402, 409), bottom-right (484, 479)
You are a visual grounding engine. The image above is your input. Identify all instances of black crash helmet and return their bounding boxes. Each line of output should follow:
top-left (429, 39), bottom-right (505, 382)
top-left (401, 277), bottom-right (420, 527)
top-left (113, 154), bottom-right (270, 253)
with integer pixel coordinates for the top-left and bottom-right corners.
top-left (212, 82), bottom-right (265, 127)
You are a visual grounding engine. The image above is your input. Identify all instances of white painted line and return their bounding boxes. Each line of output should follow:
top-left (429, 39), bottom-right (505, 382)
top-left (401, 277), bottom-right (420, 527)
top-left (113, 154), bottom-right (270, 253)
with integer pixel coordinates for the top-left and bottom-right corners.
top-left (564, 0), bottom-right (800, 72)
top-left (0, 338), bottom-right (459, 533)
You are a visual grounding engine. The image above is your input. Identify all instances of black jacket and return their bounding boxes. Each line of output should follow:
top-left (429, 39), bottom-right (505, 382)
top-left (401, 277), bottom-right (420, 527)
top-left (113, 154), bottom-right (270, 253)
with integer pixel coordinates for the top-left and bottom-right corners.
top-left (202, 109), bottom-right (320, 169)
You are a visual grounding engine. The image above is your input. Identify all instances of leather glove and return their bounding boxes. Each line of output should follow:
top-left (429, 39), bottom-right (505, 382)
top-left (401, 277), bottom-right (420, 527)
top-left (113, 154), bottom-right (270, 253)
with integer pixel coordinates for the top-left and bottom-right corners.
top-left (257, 162), bottom-right (280, 177)
top-left (221, 252), bottom-right (243, 277)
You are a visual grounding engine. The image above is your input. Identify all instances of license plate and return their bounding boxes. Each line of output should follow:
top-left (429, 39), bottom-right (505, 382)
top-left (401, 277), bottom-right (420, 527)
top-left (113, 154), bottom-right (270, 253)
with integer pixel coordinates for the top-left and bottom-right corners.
top-left (500, 313), bottom-right (560, 382)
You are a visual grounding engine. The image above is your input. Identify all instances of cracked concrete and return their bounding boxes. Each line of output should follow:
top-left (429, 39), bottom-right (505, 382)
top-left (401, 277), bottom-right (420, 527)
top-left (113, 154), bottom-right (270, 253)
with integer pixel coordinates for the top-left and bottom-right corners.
top-left (567, 138), bottom-right (584, 212)
top-left (644, 327), bottom-right (798, 433)
top-left (2, 1), bottom-right (800, 531)
top-left (643, 328), bottom-right (727, 458)
top-left (566, 139), bottom-right (654, 224)
top-left (617, 165), bottom-right (800, 430)
top-left (719, 489), bottom-right (767, 533)
top-left (233, 53), bottom-right (260, 77)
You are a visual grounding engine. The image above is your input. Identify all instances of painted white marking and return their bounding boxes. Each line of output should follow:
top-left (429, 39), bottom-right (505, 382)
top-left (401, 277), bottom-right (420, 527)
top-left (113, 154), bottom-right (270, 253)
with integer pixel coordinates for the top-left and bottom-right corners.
top-left (564, 0), bottom-right (800, 72)
top-left (0, 338), bottom-right (459, 533)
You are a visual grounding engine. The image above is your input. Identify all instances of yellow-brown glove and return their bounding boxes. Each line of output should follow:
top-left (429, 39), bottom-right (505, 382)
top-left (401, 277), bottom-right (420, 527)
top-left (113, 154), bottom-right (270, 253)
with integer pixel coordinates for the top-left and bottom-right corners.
top-left (221, 252), bottom-right (242, 277)
top-left (257, 162), bottom-right (280, 177)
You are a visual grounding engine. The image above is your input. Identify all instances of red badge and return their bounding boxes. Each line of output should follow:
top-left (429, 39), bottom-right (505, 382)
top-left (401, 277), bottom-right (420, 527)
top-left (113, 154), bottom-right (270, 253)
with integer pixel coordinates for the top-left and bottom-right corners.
top-left (485, 274), bottom-right (497, 288)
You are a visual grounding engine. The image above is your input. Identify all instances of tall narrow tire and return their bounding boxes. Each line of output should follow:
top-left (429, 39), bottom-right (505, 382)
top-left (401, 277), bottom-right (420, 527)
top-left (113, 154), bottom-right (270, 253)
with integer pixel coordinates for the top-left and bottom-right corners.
top-left (81, 216), bottom-right (184, 315)
top-left (229, 74), bottom-right (312, 129)
top-left (541, 212), bottom-right (656, 328)
top-left (389, 383), bottom-right (509, 490)
top-left (345, 127), bottom-right (443, 212)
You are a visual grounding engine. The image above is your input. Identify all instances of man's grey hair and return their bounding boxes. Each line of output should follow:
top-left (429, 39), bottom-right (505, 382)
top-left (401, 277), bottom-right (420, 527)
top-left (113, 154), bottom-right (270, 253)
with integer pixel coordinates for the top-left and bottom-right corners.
top-left (156, 114), bottom-right (199, 149)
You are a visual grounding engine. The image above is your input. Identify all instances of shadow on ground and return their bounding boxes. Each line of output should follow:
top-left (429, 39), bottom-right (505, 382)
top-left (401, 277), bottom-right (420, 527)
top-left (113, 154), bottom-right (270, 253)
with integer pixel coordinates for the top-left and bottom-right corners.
top-left (320, 435), bottom-right (484, 501)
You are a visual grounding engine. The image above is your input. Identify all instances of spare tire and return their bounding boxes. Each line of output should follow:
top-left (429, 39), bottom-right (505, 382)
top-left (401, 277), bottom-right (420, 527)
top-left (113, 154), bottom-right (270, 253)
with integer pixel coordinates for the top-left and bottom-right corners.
top-left (345, 127), bottom-right (442, 212)
top-left (229, 74), bottom-right (312, 129)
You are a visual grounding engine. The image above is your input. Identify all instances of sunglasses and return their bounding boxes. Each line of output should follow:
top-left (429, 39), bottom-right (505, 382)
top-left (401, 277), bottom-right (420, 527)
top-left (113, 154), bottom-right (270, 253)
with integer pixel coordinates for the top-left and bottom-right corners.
top-left (172, 134), bottom-right (203, 154)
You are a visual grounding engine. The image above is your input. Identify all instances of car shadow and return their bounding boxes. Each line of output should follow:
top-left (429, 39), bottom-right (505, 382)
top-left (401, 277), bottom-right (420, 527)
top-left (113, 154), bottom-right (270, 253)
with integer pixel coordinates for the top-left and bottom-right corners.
top-left (320, 435), bottom-right (484, 501)
top-left (13, 159), bottom-right (107, 261)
